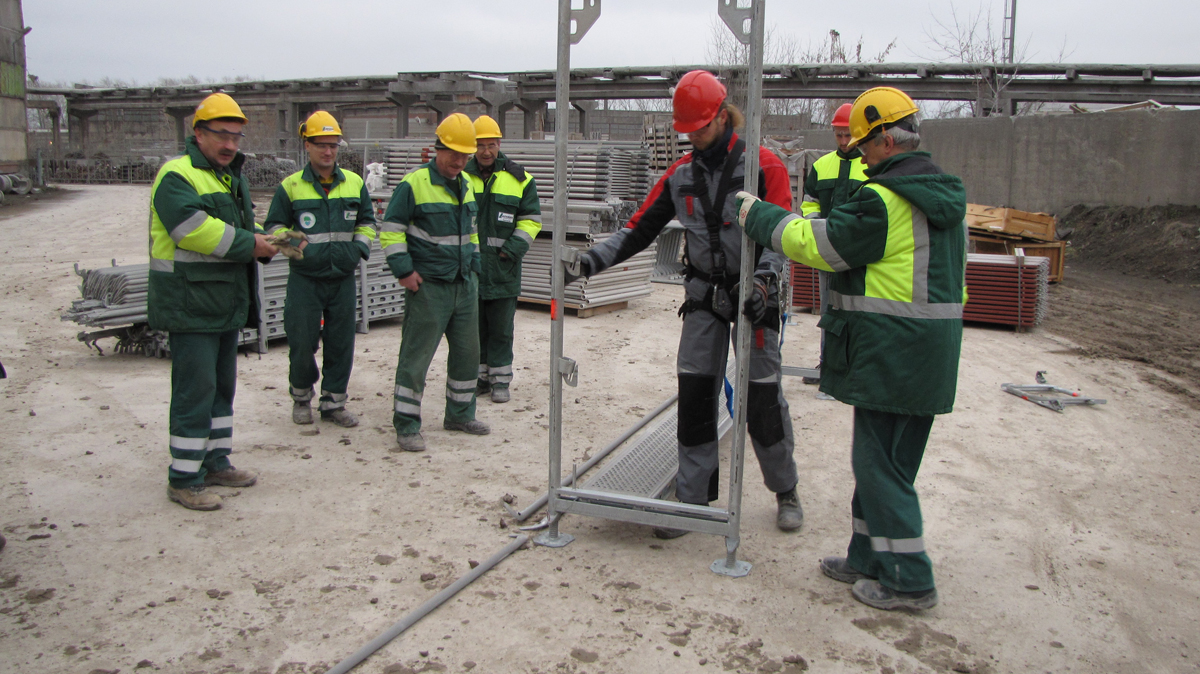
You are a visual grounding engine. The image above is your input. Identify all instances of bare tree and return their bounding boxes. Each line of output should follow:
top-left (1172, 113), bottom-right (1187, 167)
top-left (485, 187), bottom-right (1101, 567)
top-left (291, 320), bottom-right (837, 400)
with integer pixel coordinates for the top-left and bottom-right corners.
top-left (919, 2), bottom-right (1071, 117)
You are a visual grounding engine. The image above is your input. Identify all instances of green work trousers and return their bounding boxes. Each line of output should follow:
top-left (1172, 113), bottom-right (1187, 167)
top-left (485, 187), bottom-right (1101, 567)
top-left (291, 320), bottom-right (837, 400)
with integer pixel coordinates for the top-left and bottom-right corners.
top-left (477, 295), bottom-right (518, 390)
top-left (846, 407), bottom-right (936, 593)
top-left (167, 330), bottom-right (238, 488)
top-left (393, 275), bottom-right (479, 434)
top-left (284, 271), bottom-right (357, 412)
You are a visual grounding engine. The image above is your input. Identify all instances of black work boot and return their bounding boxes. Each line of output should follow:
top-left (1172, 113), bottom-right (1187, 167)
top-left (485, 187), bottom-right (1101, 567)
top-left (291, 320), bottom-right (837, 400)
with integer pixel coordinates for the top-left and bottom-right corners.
top-left (851, 579), bottom-right (939, 611)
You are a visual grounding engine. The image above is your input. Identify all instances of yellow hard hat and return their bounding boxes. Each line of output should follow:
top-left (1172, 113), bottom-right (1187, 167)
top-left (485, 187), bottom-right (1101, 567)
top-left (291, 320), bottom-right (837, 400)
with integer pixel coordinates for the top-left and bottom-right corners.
top-left (473, 115), bottom-right (502, 140)
top-left (299, 110), bottom-right (342, 139)
top-left (848, 87), bottom-right (919, 148)
top-left (193, 93), bottom-right (247, 128)
top-left (435, 113), bottom-right (476, 153)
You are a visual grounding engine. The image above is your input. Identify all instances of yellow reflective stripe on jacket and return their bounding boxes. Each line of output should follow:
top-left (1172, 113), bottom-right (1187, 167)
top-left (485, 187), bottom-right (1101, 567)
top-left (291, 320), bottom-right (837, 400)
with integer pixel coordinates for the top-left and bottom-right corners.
top-left (408, 169), bottom-right (474, 207)
top-left (770, 213), bottom-right (840, 272)
top-left (825, 184), bottom-right (963, 320)
top-left (150, 155), bottom-right (238, 264)
top-left (864, 185), bottom-right (916, 303)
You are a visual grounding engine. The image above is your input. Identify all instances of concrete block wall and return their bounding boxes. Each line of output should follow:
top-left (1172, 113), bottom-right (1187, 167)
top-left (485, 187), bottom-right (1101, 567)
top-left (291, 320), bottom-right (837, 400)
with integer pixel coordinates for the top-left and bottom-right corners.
top-left (923, 109), bottom-right (1200, 214)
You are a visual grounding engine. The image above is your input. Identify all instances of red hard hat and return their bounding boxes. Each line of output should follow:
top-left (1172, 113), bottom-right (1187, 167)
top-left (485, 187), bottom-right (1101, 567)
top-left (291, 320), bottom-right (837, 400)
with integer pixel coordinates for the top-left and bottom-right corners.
top-left (673, 70), bottom-right (727, 133)
top-left (832, 103), bottom-right (853, 128)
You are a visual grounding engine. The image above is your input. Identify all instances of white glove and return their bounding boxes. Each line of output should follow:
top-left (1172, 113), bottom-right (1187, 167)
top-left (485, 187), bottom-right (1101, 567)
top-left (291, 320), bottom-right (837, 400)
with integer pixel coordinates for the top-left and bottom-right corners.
top-left (735, 190), bottom-right (759, 228)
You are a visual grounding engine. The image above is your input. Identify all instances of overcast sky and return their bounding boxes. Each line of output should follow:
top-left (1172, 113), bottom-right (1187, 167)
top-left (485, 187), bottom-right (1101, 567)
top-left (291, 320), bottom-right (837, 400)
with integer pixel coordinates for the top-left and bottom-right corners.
top-left (23, 1), bottom-right (1198, 86)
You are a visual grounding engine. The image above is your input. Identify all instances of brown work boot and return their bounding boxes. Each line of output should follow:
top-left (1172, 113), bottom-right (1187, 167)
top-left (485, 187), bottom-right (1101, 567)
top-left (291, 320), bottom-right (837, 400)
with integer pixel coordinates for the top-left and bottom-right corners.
top-left (776, 488), bottom-right (804, 532)
top-left (204, 467), bottom-right (258, 488)
top-left (444, 419), bottom-right (490, 435)
top-left (292, 401), bottom-right (313, 425)
top-left (395, 432), bottom-right (427, 452)
top-left (321, 408), bottom-right (359, 428)
top-left (167, 485), bottom-right (222, 511)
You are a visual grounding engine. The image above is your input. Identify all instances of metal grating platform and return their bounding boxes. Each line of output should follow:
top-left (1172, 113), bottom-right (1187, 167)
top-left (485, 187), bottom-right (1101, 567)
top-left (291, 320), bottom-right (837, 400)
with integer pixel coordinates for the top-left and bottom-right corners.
top-left (582, 363), bottom-right (734, 498)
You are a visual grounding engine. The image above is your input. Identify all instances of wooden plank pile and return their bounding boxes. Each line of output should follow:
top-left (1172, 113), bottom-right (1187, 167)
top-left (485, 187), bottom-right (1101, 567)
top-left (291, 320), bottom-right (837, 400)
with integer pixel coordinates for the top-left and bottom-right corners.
top-left (967, 204), bottom-right (1066, 282)
top-left (964, 253), bottom-right (1051, 329)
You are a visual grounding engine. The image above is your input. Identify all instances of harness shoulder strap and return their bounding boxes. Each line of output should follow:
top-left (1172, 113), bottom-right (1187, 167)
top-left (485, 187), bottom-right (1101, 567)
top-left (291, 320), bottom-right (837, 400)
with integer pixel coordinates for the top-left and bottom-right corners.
top-left (691, 139), bottom-right (745, 287)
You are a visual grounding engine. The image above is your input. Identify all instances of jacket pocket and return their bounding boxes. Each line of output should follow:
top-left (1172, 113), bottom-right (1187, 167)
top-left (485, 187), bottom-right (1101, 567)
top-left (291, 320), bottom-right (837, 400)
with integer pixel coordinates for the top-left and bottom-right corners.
top-left (182, 265), bottom-right (235, 317)
top-left (817, 313), bottom-right (849, 375)
top-left (491, 193), bottom-right (520, 233)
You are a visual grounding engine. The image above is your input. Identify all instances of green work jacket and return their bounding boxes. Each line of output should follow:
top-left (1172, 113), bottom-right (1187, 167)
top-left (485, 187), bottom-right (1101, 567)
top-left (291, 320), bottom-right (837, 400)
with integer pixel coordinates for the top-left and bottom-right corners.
top-left (465, 152), bottom-right (542, 299)
top-left (147, 136), bottom-right (262, 333)
top-left (380, 161), bottom-right (479, 283)
top-left (742, 151), bottom-right (968, 415)
top-left (800, 148), bottom-right (868, 218)
top-left (263, 163), bottom-right (377, 280)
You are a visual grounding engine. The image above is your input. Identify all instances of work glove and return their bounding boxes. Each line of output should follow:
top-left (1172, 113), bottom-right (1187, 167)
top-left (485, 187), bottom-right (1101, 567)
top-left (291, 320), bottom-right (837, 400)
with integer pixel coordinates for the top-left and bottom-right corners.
top-left (742, 275), bottom-right (770, 326)
top-left (562, 250), bottom-right (593, 285)
top-left (735, 190), bottom-right (759, 229)
top-left (268, 229), bottom-right (307, 260)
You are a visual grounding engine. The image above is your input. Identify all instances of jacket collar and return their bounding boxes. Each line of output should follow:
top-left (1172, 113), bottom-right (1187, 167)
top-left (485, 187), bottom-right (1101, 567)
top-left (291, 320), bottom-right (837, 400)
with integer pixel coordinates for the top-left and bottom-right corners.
top-left (465, 151), bottom-right (508, 178)
top-left (301, 162), bottom-right (345, 189)
top-left (426, 159), bottom-right (468, 198)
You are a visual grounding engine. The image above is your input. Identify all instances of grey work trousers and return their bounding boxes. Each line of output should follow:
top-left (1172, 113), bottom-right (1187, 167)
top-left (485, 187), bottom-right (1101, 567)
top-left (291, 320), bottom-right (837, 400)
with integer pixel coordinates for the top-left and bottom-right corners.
top-left (674, 304), bottom-right (798, 505)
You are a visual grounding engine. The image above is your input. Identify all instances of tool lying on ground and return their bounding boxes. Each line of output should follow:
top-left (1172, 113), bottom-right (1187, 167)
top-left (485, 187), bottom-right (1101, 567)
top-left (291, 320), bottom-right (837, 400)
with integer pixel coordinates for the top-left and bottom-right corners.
top-left (1002, 371), bottom-right (1107, 412)
top-left (267, 229), bottom-right (307, 260)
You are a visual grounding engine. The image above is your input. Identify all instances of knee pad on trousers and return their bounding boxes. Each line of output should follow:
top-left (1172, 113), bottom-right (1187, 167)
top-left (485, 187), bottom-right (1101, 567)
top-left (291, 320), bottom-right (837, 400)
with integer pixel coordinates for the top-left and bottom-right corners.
top-left (747, 382), bottom-right (786, 447)
top-left (677, 374), bottom-right (718, 447)
top-left (707, 465), bottom-right (720, 503)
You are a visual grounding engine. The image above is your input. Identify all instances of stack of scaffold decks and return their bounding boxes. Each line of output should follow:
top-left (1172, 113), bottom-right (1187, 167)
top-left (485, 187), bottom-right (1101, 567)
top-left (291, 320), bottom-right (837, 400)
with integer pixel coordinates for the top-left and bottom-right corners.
top-left (361, 138), bottom-right (651, 204)
top-left (520, 200), bottom-right (656, 317)
top-left (258, 245), bottom-right (405, 343)
top-left (964, 253), bottom-right (1050, 329)
top-left (789, 263), bottom-right (821, 313)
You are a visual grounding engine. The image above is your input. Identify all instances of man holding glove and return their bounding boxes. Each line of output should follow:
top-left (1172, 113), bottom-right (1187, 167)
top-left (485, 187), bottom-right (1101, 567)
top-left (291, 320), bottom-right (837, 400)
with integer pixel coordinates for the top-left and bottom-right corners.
top-left (565, 70), bottom-right (802, 538)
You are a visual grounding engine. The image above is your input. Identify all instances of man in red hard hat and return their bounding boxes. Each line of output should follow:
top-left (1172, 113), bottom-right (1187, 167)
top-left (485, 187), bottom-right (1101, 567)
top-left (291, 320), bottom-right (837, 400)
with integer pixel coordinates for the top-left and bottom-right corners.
top-left (564, 70), bottom-right (802, 537)
top-left (798, 103), bottom-right (869, 386)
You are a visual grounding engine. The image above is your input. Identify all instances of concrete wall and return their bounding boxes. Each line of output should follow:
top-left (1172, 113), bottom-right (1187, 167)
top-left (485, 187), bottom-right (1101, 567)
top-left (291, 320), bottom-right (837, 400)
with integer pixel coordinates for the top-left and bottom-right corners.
top-left (0, 0), bottom-right (26, 172)
top-left (922, 109), bottom-right (1200, 214)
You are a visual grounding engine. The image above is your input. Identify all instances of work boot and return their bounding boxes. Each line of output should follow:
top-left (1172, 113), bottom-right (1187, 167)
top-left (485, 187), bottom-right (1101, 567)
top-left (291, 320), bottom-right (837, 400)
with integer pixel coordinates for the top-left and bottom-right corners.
top-left (321, 408), bottom-right (359, 428)
top-left (801, 361), bottom-right (821, 385)
top-left (476, 378), bottom-right (491, 395)
top-left (851, 579), bottom-right (939, 611)
top-left (652, 526), bottom-right (689, 540)
top-left (167, 485), bottom-right (222, 511)
top-left (776, 488), bottom-right (804, 532)
top-left (0, 532), bottom-right (6, 553)
top-left (491, 386), bottom-right (510, 404)
top-left (204, 466), bottom-right (258, 488)
top-left (395, 432), bottom-right (426, 452)
top-left (292, 401), bottom-right (313, 425)
top-left (444, 419), bottom-right (490, 435)
top-left (820, 556), bottom-right (874, 584)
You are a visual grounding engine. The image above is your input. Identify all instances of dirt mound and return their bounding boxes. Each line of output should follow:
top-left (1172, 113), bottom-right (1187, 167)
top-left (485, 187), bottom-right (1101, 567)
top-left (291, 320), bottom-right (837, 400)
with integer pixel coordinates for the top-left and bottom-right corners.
top-left (1058, 204), bottom-right (1200, 282)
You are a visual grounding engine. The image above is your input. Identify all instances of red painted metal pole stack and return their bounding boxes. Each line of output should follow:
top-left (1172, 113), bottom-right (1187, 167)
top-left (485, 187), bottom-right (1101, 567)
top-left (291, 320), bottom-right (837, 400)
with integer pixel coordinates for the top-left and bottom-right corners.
top-left (964, 253), bottom-right (1050, 329)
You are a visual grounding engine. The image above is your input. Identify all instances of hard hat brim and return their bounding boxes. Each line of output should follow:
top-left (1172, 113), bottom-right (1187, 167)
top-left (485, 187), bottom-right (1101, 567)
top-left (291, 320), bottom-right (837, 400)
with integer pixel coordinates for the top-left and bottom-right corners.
top-left (440, 141), bottom-right (476, 154)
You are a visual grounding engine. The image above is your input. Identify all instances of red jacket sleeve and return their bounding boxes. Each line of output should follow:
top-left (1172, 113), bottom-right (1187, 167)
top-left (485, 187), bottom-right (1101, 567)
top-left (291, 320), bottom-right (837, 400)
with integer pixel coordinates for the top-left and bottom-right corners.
top-left (758, 146), bottom-right (792, 210)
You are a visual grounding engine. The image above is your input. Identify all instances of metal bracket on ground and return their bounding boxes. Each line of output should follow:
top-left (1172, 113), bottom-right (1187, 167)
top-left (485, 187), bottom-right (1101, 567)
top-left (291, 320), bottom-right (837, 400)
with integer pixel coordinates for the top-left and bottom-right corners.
top-left (1001, 378), bottom-right (1107, 413)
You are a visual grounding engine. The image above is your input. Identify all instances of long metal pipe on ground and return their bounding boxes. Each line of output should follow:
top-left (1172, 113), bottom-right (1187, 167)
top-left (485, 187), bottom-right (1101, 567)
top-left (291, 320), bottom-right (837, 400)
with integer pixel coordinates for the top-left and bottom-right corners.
top-left (513, 393), bottom-right (679, 522)
top-left (323, 534), bottom-right (530, 674)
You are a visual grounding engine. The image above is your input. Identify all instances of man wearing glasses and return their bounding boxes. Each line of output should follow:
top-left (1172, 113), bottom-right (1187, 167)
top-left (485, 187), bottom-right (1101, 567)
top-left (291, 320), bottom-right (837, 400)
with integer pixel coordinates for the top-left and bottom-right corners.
top-left (149, 93), bottom-right (278, 511)
top-left (264, 111), bottom-right (377, 428)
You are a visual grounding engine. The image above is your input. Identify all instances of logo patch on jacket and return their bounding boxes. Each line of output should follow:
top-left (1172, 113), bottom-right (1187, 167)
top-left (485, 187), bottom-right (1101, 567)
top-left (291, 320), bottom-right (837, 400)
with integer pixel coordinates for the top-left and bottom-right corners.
top-left (298, 212), bottom-right (317, 230)
top-left (497, 212), bottom-right (514, 224)
top-left (344, 210), bottom-right (356, 221)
